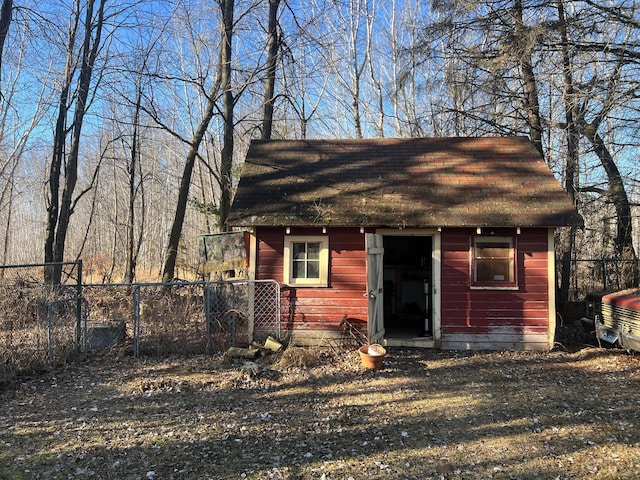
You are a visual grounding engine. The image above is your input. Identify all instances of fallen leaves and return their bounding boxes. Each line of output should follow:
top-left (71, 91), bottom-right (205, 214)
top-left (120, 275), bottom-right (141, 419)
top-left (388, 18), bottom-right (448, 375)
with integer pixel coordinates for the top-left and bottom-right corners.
top-left (1, 346), bottom-right (640, 479)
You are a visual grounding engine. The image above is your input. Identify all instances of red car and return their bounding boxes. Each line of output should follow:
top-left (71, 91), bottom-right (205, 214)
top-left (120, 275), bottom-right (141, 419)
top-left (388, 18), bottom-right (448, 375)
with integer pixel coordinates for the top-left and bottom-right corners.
top-left (582, 288), bottom-right (640, 352)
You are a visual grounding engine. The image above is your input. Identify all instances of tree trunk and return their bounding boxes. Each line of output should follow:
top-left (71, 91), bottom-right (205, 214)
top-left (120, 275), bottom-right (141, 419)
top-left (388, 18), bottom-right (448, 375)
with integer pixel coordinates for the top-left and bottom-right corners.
top-left (217, 0), bottom-right (235, 231)
top-left (124, 78), bottom-right (143, 283)
top-left (0, 0), bottom-right (12, 90)
top-left (556, 0), bottom-right (580, 303)
top-left (0, 170), bottom-right (13, 271)
top-left (161, 90), bottom-right (219, 282)
top-left (511, 0), bottom-right (544, 158)
top-left (581, 124), bottom-right (637, 287)
top-left (261, 0), bottom-right (281, 140)
top-left (45, 0), bottom-right (106, 284)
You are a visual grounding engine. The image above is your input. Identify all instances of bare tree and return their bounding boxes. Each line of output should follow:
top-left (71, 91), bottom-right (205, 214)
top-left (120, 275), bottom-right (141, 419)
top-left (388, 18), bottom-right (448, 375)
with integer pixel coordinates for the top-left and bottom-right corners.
top-left (390, 0), bottom-right (433, 136)
top-left (118, 22), bottom-right (168, 283)
top-left (342, 0), bottom-right (367, 138)
top-left (317, 0), bottom-right (370, 138)
top-left (510, 0), bottom-right (544, 157)
top-left (421, 0), bottom-right (639, 294)
top-left (556, 0), bottom-right (580, 302)
top-left (123, 72), bottom-right (145, 283)
top-left (278, 3), bottom-right (329, 139)
top-left (422, 0), bottom-right (551, 140)
top-left (161, 0), bottom-right (231, 281)
top-left (554, 0), bottom-right (639, 288)
top-left (216, 0), bottom-right (235, 232)
top-left (260, 0), bottom-right (281, 140)
top-left (0, 0), bottom-right (12, 92)
top-left (44, 0), bottom-right (107, 284)
top-left (0, 1), bottom-right (54, 267)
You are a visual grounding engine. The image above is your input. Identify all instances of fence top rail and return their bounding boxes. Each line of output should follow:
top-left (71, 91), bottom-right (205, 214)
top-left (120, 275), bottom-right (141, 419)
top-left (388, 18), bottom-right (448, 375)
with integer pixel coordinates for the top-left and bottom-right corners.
top-left (0, 261), bottom-right (81, 270)
top-left (563, 258), bottom-right (639, 262)
top-left (82, 279), bottom-right (279, 288)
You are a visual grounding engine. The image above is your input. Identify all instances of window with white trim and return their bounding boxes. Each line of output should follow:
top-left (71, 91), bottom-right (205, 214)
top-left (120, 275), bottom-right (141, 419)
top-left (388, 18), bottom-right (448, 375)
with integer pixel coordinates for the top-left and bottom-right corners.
top-left (284, 236), bottom-right (329, 286)
top-left (472, 236), bottom-right (516, 288)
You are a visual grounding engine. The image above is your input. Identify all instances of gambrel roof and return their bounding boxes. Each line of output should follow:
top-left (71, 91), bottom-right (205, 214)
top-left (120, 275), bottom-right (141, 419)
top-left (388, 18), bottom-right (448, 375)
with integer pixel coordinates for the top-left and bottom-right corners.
top-left (228, 137), bottom-right (583, 228)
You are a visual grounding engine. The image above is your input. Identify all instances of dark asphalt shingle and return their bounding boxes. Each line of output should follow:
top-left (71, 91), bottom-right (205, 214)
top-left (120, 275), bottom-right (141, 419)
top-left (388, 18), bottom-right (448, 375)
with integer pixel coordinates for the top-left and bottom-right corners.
top-left (228, 137), bottom-right (583, 228)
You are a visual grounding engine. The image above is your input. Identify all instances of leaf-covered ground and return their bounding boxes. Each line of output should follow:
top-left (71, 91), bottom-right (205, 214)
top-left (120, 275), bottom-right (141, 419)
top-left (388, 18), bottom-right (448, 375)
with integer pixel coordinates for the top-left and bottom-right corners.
top-left (1, 340), bottom-right (640, 480)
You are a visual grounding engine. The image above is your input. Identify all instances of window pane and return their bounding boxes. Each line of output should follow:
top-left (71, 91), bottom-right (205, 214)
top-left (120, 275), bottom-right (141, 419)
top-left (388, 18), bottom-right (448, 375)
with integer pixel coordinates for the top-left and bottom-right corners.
top-left (477, 258), bottom-right (512, 282)
top-left (293, 243), bottom-right (306, 260)
top-left (307, 260), bottom-right (320, 278)
top-left (292, 260), bottom-right (305, 278)
top-left (291, 242), bottom-right (321, 279)
top-left (476, 259), bottom-right (494, 282)
top-left (285, 237), bottom-right (328, 285)
top-left (474, 237), bottom-right (514, 283)
top-left (306, 242), bottom-right (321, 260)
top-left (476, 242), bottom-right (510, 257)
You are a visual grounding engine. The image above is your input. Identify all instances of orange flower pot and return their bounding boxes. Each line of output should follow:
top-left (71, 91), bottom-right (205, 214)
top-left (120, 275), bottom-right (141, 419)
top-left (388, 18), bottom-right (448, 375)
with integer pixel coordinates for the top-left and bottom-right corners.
top-left (358, 344), bottom-right (386, 370)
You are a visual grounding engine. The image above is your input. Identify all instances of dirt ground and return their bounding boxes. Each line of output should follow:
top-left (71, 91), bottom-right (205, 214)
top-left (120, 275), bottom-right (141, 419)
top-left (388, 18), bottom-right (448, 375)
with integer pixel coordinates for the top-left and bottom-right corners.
top-left (1, 325), bottom-right (640, 480)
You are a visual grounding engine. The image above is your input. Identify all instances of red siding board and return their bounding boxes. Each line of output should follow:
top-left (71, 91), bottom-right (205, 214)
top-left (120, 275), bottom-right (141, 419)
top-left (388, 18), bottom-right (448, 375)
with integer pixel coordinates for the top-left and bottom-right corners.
top-left (293, 286), bottom-right (364, 297)
top-left (257, 227), bottom-right (369, 332)
top-left (443, 303), bottom-right (548, 318)
top-left (519, 284), bottom-right (551, 295)
top-left (442, 290), bottom-right (545, 302)
top-left (440, 228), bottom-right (551, 349)
top-left (443, 325), bottom-right (548, 334)
top-left (444, 314), bottom-right (549, 327)
top-left (257, 234), bottom-right (285, 281)
top-left (293, 298), bottom-right (367, 308)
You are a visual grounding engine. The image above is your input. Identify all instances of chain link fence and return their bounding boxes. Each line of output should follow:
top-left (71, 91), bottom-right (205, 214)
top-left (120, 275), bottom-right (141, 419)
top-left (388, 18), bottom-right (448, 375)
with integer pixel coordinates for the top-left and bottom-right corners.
top-left (0, 263), bottom-right (83, 383)
top-left (1, 265), bottom-right (281, 383)
top-left (4, 256), bottom-right (637, 381)
top-left (85, 280), bottom-right (281, 357)
top-left (560, 258), bottom-right (639, 302)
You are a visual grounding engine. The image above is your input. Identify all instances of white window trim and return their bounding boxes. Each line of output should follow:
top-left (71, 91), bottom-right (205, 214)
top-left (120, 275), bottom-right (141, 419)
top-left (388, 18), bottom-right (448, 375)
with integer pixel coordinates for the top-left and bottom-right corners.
top-left (283, 235), bottom-right (329, 287)
top-left (470, 235), bottom-right (518, 290)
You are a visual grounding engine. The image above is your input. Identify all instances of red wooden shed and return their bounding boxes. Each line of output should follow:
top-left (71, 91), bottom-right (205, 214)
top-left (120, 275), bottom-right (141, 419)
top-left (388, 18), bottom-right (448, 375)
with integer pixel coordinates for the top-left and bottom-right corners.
top-left (228, 137), bottom-right (583, 350)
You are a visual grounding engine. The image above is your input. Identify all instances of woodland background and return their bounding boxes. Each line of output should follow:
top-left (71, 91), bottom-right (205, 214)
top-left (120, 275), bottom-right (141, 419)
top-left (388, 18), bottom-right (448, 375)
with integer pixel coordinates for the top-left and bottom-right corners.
top-left (0, 0), bottom-right (638, 299)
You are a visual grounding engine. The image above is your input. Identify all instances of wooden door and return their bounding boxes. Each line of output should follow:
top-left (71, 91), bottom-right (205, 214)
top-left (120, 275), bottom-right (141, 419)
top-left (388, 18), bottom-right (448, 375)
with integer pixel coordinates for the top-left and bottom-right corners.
top-left (366, 233), bottom-right (385, 344)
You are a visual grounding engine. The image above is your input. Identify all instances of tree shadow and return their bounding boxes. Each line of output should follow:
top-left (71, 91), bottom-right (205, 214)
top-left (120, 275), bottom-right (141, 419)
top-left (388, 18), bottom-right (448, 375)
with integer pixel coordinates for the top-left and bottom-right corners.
top-left (2, 347), bottom-right (639, 478)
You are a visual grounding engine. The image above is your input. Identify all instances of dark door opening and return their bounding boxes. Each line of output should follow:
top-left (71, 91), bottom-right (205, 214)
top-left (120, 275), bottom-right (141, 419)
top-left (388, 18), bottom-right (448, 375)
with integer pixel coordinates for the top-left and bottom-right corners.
top-left (383, 235), bottom-right (432, 337)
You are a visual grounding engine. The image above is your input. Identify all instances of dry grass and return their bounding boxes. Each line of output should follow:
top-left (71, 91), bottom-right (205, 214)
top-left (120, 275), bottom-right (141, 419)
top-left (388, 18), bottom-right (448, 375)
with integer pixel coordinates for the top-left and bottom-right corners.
top-left (276, 346), bottom-right (330, 369)
top-left (1, 341), bottom-right (640, 480)
top-left (1, 281), bottom-right (249, 385)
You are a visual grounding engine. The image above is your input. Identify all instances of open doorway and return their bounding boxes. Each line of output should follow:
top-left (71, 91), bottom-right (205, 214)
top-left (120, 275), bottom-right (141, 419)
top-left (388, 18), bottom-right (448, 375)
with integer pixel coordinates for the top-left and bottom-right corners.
top-left (383, 235), bottom-right (433, 338)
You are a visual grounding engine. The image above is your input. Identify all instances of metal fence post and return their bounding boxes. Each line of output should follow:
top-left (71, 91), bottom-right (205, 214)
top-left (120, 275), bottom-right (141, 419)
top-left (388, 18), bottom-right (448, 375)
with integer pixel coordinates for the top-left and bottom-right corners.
top-left (75, 260), bottom-right (83, 351)
top-left (230, 283), bottom-right (237, 346)
top-left (247, 280), bottom-right (255, 343)
top-left (47, 302), bottom-right (54, 367)
top-left (205, 282), bottom-right (212, 354)
top-left (133, 285), bottom-right (141, 358)
top-left (275, 281), bottom-right (281, 340)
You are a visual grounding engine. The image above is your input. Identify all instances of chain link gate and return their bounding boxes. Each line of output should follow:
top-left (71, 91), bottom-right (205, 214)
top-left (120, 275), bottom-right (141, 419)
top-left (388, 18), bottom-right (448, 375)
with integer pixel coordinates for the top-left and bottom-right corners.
top-left (205, 280), bottom-right (281, 354)
top-left (127, 280), bottom-right (281, 357)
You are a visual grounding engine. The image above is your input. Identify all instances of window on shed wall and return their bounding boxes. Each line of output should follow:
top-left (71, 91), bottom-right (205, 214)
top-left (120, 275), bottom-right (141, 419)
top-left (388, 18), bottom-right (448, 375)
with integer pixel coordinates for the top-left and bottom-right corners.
top-left (283, 235), bottom-right (329, 286)
top-left (472, 236), bottom-right (517, 289)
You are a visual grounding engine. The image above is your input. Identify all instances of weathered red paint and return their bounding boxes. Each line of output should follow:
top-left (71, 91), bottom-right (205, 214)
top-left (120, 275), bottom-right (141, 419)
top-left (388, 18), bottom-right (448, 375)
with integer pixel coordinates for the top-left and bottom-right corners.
top-left (254, 225), bottom-right (554, 348)
top-left (256, 227), bottom-right (369, 333)
top-left (440, 228), bottom-right (551, 349)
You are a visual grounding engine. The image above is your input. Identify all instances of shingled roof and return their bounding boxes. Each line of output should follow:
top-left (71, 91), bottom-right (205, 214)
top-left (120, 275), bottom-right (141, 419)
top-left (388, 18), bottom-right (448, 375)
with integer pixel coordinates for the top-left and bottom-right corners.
top-left (228, 137), bottom-right (583, 228)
